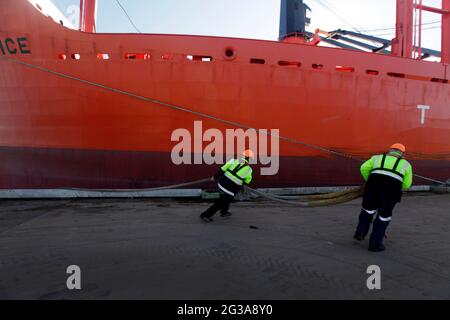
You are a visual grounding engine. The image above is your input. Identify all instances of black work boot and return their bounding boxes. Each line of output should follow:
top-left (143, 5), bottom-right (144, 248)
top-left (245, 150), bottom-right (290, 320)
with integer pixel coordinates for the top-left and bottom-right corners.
top-left (368, 244), bottom-right (386, 252)
top-left (200, 211), bottom-right (214, 223)
top-left (353, 234), bottom-right (365, 241)
top-left (368, 216), bottom-right (390, 252)
top-left (220, 212), bottom-right (232, 218)
top-left (200, 215), bottom-right (213, 223)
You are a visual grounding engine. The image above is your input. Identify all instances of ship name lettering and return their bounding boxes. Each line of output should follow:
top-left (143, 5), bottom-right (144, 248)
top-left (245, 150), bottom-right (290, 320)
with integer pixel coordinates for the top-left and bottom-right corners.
top-left (0, 37), bottom-right (31, 55)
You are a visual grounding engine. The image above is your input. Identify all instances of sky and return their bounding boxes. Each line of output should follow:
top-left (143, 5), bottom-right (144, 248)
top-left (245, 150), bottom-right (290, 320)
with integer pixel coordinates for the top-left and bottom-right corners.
top-left (51, 0), bottom-right (443, 51)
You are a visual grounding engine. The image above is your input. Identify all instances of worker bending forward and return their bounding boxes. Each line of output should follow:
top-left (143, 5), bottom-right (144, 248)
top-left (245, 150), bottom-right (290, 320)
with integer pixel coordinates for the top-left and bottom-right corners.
top-left (354, 143), bottom-right (413, 252)
top-left (200, 150), bottom-right (254, 223)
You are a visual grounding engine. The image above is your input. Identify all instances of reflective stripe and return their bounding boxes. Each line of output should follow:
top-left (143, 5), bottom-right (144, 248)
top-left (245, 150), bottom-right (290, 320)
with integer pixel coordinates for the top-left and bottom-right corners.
top-left (240, 167), bottom-right (251, 180)
top-left (224, 171), bottom-right (243, 186)
top-left (374, 155), bottom-right (382, 168)
top-left (231, 162), bottom-right (246, 174)
top-left (391, 157), bottom-right (402, 174)
top-left (224, 161), bottom-right (251, 186)
top-left (371, 154), bottom-right (409, 182)
top-left (218, 184), bottom-right (234, 196)
top-left (363, 208), bottom-right (377, 214)
top-left (378, 216), bottom-right (392, 222)
top-left (371, 170), bottom-right (403, 182)
top-left (221, 159), bottom-right (238, 172)
top-left (399, 161), bottom-right (410, 175)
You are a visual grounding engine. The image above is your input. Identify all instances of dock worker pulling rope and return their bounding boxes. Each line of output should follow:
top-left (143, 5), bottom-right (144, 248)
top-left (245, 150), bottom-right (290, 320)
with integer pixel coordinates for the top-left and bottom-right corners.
top-left (354, 143), bottom-right (413, 252)
top-left (200, 150), bottom-right (254, 223)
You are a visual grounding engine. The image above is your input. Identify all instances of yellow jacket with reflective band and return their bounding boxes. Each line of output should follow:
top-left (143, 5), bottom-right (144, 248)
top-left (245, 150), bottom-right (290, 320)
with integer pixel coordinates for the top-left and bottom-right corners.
top-left (360, 153), bottom-right (413, 190)
top-left (221, 158), bottom-right (253, 185)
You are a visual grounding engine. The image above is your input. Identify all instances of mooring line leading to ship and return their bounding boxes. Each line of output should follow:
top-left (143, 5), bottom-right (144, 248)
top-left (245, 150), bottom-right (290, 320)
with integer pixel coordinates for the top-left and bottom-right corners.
top-left (243, 185), bottom-right (365, 207)
top-left (63, 175), bottom-right (365, 207)
top-left (1, 56), bottom-right (447, 185)
top-left (412, 174), bottom-right (447, 185)
top-left (67, 177), bottom-right (212, 193)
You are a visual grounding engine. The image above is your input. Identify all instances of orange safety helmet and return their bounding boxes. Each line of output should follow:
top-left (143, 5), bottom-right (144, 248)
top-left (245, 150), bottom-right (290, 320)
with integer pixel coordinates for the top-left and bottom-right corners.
top-left (243, 149), bottom-right (255, 159)
top-left (390, 143), bottom-right (406, 153)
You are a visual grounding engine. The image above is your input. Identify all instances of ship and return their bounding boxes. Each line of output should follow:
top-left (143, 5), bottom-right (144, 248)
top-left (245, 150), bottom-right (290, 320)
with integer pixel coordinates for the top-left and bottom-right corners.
top-left (0, 0), bottom-right (449, 191)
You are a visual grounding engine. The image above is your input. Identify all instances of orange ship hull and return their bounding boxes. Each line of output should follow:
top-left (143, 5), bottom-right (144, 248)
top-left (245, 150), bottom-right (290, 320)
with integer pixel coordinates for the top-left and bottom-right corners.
top-left (0, 0), bottom-right (449, 189)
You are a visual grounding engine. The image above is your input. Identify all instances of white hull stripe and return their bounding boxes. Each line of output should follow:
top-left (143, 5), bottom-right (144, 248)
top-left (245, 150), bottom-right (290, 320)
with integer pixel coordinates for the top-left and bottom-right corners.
top-left (378, 216), bottom-right (392, 222)
top-left (371, 170), bottom-right (403, 182)
top-left (363, 208), bottom-right (377, 214)
top-left (218, 184), bottom-right (235, 196)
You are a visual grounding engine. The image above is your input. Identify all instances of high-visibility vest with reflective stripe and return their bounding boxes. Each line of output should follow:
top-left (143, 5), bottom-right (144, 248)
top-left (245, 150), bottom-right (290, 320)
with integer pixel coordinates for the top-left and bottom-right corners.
top-left (360, 153), bottom-right (413, 189)
top-left (221, 159), bottom-right (253, 186)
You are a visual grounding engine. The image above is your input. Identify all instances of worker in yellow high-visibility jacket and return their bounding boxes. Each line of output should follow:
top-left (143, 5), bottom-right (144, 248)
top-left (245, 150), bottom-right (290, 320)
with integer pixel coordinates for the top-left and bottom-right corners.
top-left (200, 150), bottom-right (254, 223)
top-left (354, 143), bottom-right (413, 252)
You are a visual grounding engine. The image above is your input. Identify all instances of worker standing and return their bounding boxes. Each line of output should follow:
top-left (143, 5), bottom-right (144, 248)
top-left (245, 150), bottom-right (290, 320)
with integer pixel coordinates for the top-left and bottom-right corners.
top-left (200, 150), bottom-right (254, 223)
top-left (354, 143), bottom-right (413, 252)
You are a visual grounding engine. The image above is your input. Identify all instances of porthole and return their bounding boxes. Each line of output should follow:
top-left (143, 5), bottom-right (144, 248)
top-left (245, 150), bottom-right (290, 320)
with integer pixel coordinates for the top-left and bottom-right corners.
top-left (224, 47), bottom-right (237, 60)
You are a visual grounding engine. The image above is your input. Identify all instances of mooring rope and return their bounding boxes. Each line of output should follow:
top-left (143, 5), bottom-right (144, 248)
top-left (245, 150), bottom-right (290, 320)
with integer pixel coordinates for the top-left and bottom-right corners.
top-left (66, 177), bottom-right (213, 193)
top-left (63, 176), bottom-right (364, 207)
top-left (244, 185), bottom-right (365, 207)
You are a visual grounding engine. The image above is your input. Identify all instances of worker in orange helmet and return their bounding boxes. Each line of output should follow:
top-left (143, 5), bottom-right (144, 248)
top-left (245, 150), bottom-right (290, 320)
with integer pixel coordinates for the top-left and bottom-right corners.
top-left (200, 150), bottom-right (254, 223)
top-left (354, 143), bottom-right (413, 252)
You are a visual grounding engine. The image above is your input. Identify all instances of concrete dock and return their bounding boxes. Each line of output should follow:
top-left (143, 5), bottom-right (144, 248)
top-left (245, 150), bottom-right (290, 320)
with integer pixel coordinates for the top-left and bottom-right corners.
top-left (0, 193), bottom-right (449, 300)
